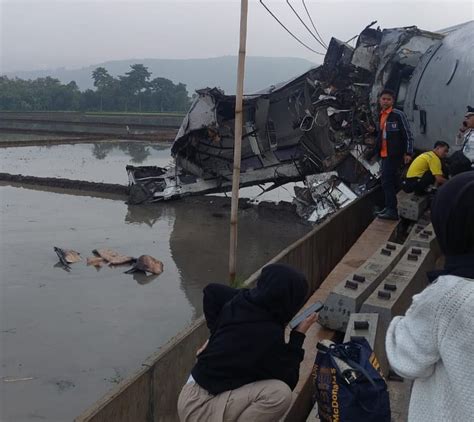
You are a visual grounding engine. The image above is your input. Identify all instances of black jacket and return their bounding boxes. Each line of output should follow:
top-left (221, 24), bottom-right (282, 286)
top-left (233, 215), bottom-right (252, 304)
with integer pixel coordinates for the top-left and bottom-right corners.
top-left (375, 108), bottom-right (414, 159)
top-left (191, 264), bottom-right (308, 395)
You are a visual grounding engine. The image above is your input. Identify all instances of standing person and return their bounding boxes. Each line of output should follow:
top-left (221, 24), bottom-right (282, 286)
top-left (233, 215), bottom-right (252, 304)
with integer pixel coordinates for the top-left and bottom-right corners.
top-left (402, 141), bottom-right (449, 195)
top-left (373, 89), bottom-right (414, 220)
top-left (177, 263), bottom-right (318, 422)
top-left (459, 105), bottom-right (474, 163)
top-left (447, 106), bottom-right (474, 176)
top-left (386, 172), bottom-right (474, 422)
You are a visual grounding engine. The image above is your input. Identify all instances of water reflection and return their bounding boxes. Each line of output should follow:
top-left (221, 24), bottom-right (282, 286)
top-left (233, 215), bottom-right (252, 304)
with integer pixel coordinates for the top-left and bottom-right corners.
top-left (0, 142), bottom-right (172, 184)
top-left (125, 198), bottom-right (310, 317)
top-left (125, 203), bottom-right (170, 227)
top-left (53, 261), bottom-right (71, 272)
top-left (91, 142), bottom-right (169, 163)
top-left (1, 184), bottom-right (310, 422)
top-left (92, 143), bottom-right (114, 160)
top-left (132, 272), bottom-right (160, 285)
top-left (125, 143), bottom-right (150, 164)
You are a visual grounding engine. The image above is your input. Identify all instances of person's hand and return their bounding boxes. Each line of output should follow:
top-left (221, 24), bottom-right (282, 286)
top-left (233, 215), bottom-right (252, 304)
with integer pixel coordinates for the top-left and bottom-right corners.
top-left (404, 154), bottom-right (412, 165)
top-left (196, 339), bottom-right (209, 357)
top-left (294, 313), bottom-right (318, 334)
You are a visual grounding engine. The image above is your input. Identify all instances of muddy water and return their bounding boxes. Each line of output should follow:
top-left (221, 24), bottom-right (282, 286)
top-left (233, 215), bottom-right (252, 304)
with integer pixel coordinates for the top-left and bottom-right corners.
top-left (0, 141), bottom-right (306, 203)
top-left (0, 185), bottom-right (309, 422)
top-left (0, 142), bottom-right (173, 185)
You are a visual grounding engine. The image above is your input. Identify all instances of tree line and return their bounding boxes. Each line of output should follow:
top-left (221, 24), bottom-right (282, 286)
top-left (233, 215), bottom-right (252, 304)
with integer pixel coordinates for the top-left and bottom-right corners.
top-left (0, 64), bottom-right (191, 113)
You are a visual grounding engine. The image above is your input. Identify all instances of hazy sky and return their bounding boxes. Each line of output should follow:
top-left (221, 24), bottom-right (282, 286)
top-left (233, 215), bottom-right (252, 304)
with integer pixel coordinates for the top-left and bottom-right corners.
top-left (0, 0), bottom-right (472, 72)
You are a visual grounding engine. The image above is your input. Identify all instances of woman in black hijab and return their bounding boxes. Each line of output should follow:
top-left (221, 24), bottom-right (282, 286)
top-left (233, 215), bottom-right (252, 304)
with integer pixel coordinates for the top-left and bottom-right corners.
top-left (429, 171), bottom-right (474, 278)
top-left (178, 263), bottom-right (317, 422)
top-left (386, 172), bottom-right (474, 422)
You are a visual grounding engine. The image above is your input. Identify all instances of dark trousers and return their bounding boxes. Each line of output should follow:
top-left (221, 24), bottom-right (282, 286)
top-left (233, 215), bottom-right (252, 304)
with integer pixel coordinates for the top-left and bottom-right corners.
top-left (402, 171), bottom-right (435, 195)
top-left (381, 157), bottom-right (402, 211)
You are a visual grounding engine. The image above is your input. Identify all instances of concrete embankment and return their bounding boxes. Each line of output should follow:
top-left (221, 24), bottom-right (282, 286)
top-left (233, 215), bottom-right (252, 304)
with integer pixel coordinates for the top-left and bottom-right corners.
top-left (75, 188), bottom-right (381, 422)
top-left (289, 217), bottom-right (400, 421)
top-left (0, 112), bottom-right (183, 139)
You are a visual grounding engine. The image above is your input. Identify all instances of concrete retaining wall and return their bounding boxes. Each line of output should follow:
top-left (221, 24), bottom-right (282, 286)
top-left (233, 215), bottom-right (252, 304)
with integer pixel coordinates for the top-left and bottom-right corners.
top-left (76, 188), bottom-right (380, 422)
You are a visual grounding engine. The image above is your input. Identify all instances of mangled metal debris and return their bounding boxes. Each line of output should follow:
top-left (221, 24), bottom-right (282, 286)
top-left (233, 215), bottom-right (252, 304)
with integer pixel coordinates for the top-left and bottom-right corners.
top-left (294, 173), bottom-right (358, 223)
top-left (127, 21), bottom-right (473, 224)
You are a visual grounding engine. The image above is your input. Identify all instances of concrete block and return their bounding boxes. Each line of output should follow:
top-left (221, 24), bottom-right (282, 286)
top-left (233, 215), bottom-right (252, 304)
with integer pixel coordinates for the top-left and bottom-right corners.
top-left (404, 219), bottom-right (430, 245)
top-left (360, 247), bottom-right (434, 375)
top-left (343, 313), bottom-right (386, 376)
top-left (343, 313), bottom-right (378, 348)
top-left (398, 191), bottom-right (429, 221)
top-left (318, 242), bottom-right (405, 332)
top-left (407, 223), bottom-right (440, 259)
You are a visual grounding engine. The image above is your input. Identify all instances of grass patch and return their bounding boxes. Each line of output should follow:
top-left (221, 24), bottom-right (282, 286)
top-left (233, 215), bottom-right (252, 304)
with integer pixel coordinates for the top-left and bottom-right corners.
top-left (85, 111), bottom-right (185, 117)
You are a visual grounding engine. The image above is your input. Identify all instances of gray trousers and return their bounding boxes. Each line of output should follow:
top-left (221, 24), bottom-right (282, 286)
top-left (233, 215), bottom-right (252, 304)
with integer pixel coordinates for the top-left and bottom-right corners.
top-left (177, 379), bottom-right (293, 422)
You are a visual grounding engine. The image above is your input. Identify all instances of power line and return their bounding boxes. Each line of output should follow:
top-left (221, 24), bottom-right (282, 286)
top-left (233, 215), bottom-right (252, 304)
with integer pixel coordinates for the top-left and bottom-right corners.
top-left (301, 0), bottom-right (327, 48)
top-left (259, 0), bottom-right (325, 55)
top-left (286, 0), bottom-right (326, 50)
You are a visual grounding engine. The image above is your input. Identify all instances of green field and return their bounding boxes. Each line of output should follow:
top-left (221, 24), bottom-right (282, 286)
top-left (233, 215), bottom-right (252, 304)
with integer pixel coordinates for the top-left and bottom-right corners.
top-left (85, 111), bottom-right (186, 117)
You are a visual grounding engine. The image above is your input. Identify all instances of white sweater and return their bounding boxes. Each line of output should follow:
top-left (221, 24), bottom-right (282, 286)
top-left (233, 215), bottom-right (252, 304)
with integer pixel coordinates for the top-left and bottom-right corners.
top-left (386, 275), bottom-right (474, 422)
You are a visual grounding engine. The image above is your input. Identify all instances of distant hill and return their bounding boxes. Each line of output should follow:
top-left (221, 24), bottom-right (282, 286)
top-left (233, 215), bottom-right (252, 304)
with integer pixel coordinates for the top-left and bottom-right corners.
top-left (5, 56), bottom-right (317, 95)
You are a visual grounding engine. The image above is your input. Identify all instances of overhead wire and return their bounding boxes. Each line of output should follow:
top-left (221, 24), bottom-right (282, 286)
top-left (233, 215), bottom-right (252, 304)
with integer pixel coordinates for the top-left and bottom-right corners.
top-left (301, 0), bottom-right (327, 48)
top-left (285, 0), bottom-right (326, 50)
top-left (259, 0), bottom-right (325, 55)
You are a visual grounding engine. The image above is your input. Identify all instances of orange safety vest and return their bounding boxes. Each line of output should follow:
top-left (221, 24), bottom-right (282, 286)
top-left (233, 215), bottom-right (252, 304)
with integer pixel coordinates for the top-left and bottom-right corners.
top-left (379, 107), bottom-right (392, 158)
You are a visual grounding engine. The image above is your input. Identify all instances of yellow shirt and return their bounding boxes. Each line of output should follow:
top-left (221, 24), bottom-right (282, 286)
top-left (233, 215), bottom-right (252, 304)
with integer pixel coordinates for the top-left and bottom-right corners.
top-left (406, 151), bottom-right (443, 178)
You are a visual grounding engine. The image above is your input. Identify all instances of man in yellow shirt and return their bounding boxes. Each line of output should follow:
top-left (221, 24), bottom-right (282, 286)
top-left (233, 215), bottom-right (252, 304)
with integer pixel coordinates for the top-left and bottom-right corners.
top-left (402, 141), bottom-right (449, 195)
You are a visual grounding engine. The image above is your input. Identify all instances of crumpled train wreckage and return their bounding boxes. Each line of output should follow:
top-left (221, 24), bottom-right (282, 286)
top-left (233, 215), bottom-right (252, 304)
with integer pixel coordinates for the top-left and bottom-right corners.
top-left (127, 22), bottom-right (473, 223)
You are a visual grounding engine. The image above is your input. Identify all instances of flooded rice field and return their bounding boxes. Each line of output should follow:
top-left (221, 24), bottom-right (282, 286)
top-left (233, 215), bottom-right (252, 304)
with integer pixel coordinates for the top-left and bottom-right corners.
top-left (0, 138), bottom-right (309, 421)
top-left (1, 141), bottom-right (172, 185)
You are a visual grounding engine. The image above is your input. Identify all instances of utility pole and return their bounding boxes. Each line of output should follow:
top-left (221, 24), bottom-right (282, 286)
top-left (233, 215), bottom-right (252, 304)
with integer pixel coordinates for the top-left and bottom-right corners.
top-left (229, 0), bottom-right (248, 284)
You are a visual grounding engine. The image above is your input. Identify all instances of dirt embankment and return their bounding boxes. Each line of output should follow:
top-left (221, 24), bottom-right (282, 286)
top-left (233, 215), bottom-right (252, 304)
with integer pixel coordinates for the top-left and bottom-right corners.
top-left (0, 173), bottom-right (307, 225)
top-left (0, 173), bottom-right (129, 195)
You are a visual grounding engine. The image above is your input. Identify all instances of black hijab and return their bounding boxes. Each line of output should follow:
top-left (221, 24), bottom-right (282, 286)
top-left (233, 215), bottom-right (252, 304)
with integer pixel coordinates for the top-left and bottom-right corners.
top-left (429, 171), bottom-right (474, 280)
top-left (245, 263), bottom-right (308, 325)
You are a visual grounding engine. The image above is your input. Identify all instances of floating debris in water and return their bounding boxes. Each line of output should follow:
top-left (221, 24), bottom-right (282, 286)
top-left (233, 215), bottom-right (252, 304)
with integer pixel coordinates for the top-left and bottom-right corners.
top-left (54, 246), bottom-right (81, 270)
top-left (86, 256), bottom-right (105, 267)
top-left (125, 255), bottom-right (164, 275)
top-left (92, 248), bottom-right (134, 265)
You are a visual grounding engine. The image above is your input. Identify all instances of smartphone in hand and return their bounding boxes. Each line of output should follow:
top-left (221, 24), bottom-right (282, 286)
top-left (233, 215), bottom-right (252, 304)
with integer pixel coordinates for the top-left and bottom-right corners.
top-left (289, 301), bottom-right (324, 330)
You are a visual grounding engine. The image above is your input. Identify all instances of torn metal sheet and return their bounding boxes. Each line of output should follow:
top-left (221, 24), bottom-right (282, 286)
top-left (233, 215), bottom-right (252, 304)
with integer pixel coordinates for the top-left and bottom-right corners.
top-left (293, 173), bottom-right (358, 223)
top-left (127, 21), bottom-right (472, 205)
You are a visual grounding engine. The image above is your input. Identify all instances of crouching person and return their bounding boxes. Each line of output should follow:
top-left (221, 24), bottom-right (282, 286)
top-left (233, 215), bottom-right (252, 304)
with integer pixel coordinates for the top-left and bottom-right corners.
top-left (386, 172), bottom-right (474, 422)
top-left (402, 141), bottom-right (449, 195)
top-left (177, 263), bottom-right (317, 422)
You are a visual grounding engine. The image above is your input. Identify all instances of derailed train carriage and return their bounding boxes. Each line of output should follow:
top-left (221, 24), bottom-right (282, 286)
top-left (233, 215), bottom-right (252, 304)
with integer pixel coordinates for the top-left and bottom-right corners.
top-left (127, 21), bottom-right (473, 209)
